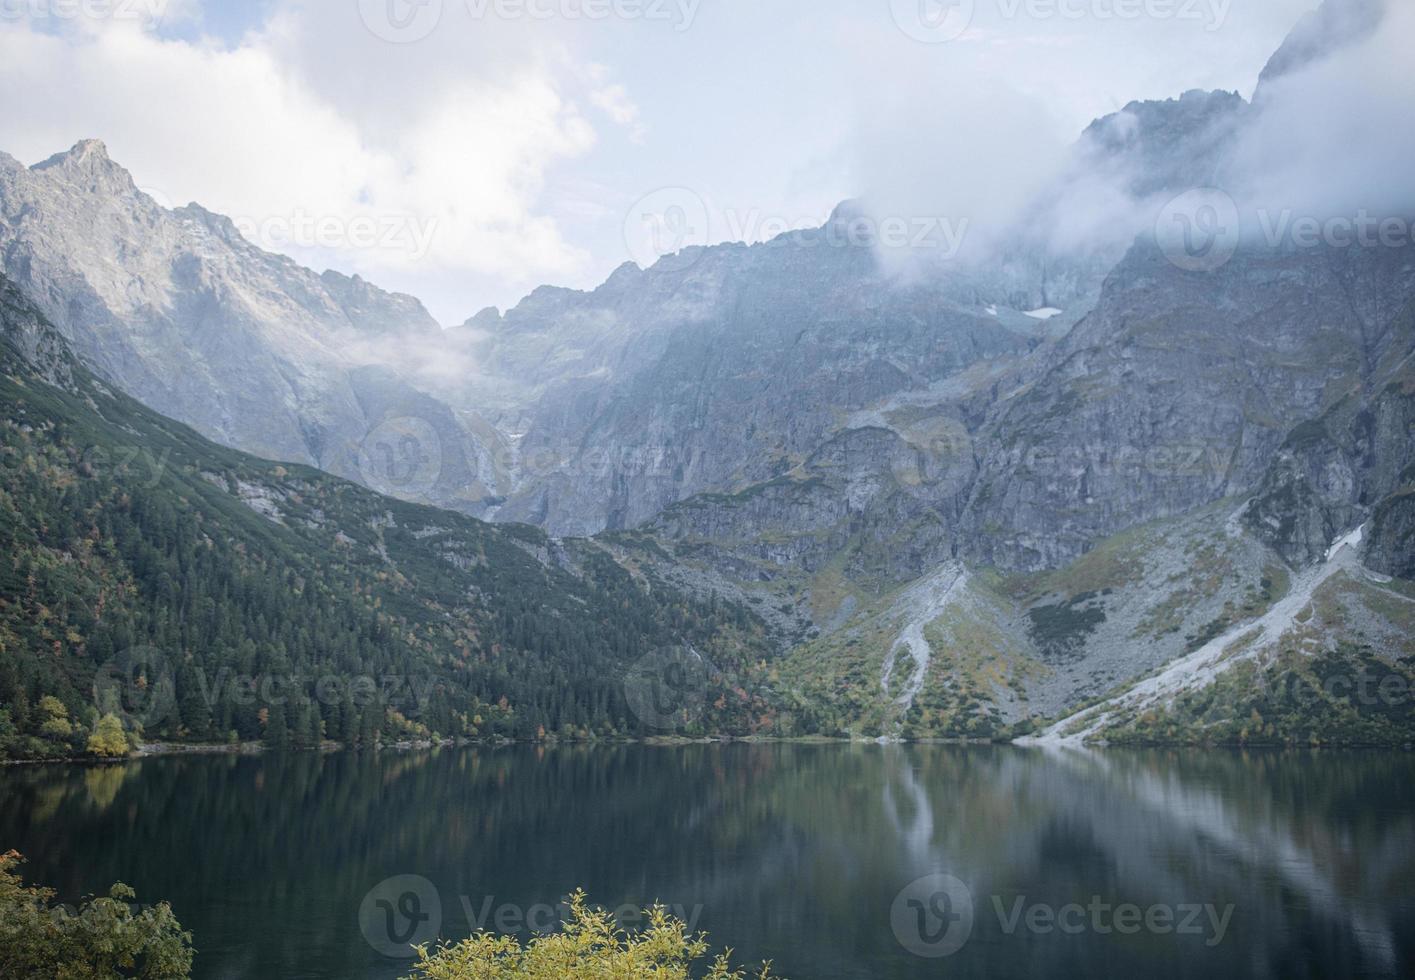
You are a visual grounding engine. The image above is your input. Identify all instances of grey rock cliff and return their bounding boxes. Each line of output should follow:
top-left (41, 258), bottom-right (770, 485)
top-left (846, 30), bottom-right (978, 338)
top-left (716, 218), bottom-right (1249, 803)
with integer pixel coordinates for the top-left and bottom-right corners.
top-left (0, 140), bottom-right (468, 495)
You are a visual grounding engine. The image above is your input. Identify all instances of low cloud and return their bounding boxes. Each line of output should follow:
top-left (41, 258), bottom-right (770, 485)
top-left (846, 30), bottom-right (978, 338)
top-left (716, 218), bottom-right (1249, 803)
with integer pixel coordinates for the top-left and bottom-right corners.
top-left (335, 325), bottom-right (489, 396)
top-left (0, 6), bottom-right (627, 322)
top-left (846, 0), bottom-right (1413, 288)
top-left (1231, 0), bottom-right (1415, 221)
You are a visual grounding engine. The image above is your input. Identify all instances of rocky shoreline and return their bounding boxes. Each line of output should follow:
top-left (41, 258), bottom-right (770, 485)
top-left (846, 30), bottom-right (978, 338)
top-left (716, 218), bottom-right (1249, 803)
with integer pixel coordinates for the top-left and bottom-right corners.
top-left (1, 732), bottom-right (1004, 765)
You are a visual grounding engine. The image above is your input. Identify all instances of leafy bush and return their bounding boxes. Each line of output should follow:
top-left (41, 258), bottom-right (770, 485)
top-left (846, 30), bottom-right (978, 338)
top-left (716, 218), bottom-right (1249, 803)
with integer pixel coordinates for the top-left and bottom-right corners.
top-left (0, 851), bottom-right (193, 979)
top-left (36, 696), bottom-right (76, 740)
top-left (404, 891), bottom-right (779, 980)
top-left (86, 713), bottom-right (130, 757)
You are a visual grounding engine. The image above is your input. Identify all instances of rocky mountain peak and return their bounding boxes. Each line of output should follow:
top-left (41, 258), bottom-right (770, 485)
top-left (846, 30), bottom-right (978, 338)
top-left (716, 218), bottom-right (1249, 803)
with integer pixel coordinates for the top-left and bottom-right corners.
top-left (825, 198), bottom-right (867, 226)
top-left (0, 139), bottom-right (468, 487)
top-left (462, 306), bottom-right (504, 331)
top-left (172, 202), bottom-right (246, 243)
top-left (35, 137), bottom-right (110, 166)
top-left (1072, 89), bottom-right (1246, 199)
top-left (1082, 89), bottom-right (1244, 142)
top-left (320, 269), bottom-right (440, 335)
top-left (601, 260), bottom-right (645, 292)
top-left (30, 138), bottom-right (135, 194)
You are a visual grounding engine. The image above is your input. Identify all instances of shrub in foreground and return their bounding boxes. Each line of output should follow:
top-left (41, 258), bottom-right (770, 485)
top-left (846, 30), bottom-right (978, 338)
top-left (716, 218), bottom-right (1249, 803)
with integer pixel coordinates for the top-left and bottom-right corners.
top-left (404, 890), bottom-right (780, 979)
top-left (0, 851), bottom-right (193, 979)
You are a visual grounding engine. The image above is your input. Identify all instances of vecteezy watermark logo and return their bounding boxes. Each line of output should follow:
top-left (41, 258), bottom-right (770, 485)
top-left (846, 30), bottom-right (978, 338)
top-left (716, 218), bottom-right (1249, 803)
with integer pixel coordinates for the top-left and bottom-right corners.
top-left (890, 0), bottom-right (975, 43)
top-left (623, 187), bottom-right (712, 274)
top-left (0, 0), bottom-right (173, 25)
top-left (189, 671), bottom-right (438, 711)
top-left (360, 875), bottom-right (443, 958)
top-left (1154, 187), bottom-right (1241, 273)
top-left (993, 0), bottom-right (1231, 30)
top-left (990, 895), bottom-right (1235, 946)
top-left (623, 193), bottom-right (971, 273)
top-left (1156, 189), bottom-right (1415, 274)
top-left (357, 417), bottom-right (443, 498)
top-left (891, 416), bottom-right (976, 485)
top-left (891, 874), bottom-right (975, 957)
top-left (359, 0), bottom-right (444, 42)
top-left (891, 875), bottom-right (1237, 958)
top-left (726, 209), bottom-right (971, 257)
top-left (74, 443), bottom-right (171, 489)
top-left (465, 0), bottom-right (703, 31)
top-left (623, 647), bottom-right (715, 731)
top-left (1251, 665), bottom-right (1415, 711)
top-left (1255, 209), bottom-right (1415, 253)
top-left (460, 895), bottom-right (705, 935)
top-left (231, 210), bottom-right (439, 261)
top-left (92, 646), bottom-right (177, 730)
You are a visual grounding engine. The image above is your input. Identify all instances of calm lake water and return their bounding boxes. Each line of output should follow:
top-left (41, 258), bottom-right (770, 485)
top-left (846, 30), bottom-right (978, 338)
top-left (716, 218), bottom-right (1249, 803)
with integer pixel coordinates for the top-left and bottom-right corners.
top-left (2, 744), bottom-right (1412, 979)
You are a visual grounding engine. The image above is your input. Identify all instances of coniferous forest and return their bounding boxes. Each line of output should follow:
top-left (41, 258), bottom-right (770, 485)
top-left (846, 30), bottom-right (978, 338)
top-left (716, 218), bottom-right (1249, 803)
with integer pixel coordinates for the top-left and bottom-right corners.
top-left (0, 275), bottom-right (786, 759)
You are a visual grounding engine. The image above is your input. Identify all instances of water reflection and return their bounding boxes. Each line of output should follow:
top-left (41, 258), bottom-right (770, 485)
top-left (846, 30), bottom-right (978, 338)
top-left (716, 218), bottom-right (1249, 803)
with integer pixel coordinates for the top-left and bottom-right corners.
top-left (0, 745), bottom-right (1410, 978)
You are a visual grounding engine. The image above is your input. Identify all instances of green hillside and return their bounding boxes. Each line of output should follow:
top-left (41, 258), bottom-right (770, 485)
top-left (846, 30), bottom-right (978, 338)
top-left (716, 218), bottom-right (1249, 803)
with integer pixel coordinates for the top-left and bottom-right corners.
top-left (0, 276), bottom-right (781, 759)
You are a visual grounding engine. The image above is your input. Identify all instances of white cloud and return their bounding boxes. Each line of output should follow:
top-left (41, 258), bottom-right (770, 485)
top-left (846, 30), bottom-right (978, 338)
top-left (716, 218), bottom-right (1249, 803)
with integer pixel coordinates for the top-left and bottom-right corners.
top-left (587, 74), bottom-right (646, 143)
top-left (839, 0), bottom-right (1414, 281)
top-left (1231, 0), bottom-right (1415, 220)
top-left (0, 4), bottom-right (618, 320)
top-left (0, 0), bottom-right (1356, 322)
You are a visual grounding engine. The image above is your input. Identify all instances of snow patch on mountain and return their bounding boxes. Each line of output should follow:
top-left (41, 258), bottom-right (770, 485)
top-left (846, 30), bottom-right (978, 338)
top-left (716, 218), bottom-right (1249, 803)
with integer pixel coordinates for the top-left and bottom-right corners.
top-left (1325, 522), bottom-right (1365, 562)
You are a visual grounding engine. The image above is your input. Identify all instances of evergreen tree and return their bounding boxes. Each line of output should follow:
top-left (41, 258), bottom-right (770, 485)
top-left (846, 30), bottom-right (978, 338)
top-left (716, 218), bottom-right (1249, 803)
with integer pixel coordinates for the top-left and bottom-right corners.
top-left (358, 705), bottom-right (381, 749)
top-left (177, 666), bottom-right (212, 741)
top-left (264, 702), bottom-right (289, 752)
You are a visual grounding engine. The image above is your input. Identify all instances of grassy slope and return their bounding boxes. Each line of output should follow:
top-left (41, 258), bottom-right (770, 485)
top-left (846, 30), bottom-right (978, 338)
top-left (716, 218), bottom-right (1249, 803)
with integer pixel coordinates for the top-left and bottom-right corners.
top-left (1097, 572), bottom-right (1415, 746)
top-left (761, 498), bottom-right (1412, 743)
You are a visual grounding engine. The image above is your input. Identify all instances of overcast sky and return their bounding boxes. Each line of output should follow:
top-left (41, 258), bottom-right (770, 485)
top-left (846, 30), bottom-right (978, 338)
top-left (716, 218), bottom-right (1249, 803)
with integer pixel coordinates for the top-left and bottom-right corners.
top-left (1, 0), bottom-right (1318, 322)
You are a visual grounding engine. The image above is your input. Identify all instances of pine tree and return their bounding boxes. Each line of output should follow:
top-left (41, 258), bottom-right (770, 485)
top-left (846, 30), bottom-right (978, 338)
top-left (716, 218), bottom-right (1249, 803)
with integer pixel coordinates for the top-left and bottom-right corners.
top-left (264, 702), bottom-right (289, 751)
top-left (358, 704), bottom-right (381, 749)
top-left (305, 704), bottom-right (322, 749)
top-left (338, 698), bottom-right (358, 745)
top-left (177, 666), bottom-right (212, 741)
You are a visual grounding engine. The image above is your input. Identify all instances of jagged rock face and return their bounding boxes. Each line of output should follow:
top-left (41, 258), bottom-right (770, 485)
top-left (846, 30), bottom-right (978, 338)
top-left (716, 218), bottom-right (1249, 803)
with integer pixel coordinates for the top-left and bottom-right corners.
top-left (1367, 489), bottom-right (1415, 579)
top-left (318, 269), bottom-right (440, 337)
top-left (962, 239), bottom-right (1415, 571)
top-left (500, 88), bottom-right (1255, 553)
top-left (1074, 89), bottom-right (1247, 201)
top-left (654, 232), bottom-right (1415, 581)
top-left (1245, 383), bottom-right (1415, 569)
top-left (0, 140), bottom-right (447, 482)
top-left (0, 273), bottom-right (75, 388)
top-left (475, 64), bottom-right (1406, 573)
top-left (469, 228), bottom-right (1048, 535)
top-left (462, 83), bottom-right (1246, 541)
top-left (1238, 231), bottom-right (1414, 570)
top-left (647, 423), bottom-right (970, 582)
